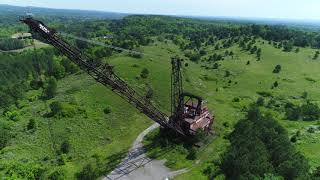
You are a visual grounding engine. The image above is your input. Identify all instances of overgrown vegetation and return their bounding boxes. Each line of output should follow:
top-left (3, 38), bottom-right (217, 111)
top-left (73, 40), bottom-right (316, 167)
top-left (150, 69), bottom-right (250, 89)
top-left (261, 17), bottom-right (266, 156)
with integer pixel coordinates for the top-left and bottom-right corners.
top-left (218, 106), bottom-right (310, 180)
top-left (2, 8), bottom-right (320, 179)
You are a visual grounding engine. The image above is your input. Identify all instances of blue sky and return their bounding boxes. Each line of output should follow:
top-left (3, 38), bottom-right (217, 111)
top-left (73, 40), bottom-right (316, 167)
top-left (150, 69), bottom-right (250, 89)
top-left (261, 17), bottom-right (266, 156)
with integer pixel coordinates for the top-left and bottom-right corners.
top-left (1, 0), bottom-right (320, 20)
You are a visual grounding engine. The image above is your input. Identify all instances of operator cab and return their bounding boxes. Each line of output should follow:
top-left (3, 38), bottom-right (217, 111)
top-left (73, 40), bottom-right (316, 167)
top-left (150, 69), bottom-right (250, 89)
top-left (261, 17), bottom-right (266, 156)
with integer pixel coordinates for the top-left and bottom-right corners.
top-left (180, 93), bottom-right (213, 135)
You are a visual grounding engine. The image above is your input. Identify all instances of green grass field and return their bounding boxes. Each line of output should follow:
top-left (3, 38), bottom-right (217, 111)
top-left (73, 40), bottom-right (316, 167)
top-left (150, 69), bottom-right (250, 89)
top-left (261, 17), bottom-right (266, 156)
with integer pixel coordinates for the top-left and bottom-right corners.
top-left (1, 36), bottom-right (320, 178)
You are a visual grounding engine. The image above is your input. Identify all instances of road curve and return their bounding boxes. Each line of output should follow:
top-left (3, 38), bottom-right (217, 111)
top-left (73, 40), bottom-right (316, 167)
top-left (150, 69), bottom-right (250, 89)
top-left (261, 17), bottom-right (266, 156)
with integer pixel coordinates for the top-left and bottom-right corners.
top-left (104, 123), bottom-right (187, 180)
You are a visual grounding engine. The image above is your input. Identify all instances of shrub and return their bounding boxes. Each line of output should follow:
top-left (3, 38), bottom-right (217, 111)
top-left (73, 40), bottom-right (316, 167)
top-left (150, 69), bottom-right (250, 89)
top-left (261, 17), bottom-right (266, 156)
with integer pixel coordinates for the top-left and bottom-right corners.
top-left (76, 163), bottom-right (99, 180)
top-left (246, 61), bottom-right (250, 65)
top-left (233, 97), bottom-right (240, 102)
top-left (61, 140), bottom-right (71, 154)
top-left (302, 92), bottom-right (308, 99)
top-left (313, 166), bottom-right (320, 178)
top-left (223, 122), bottom-right (230, 128)
top-left (300, 102), bottom-right (320, 121)
top-left (103, 106), bottom-right (112, 114)
top-left (5, 110), bottom-right (20, 121)
top-left (225, 70), bottom-right (231, 77)
top-left (48, 168), bottom-right (67, 180)
top-left (273, 81), bottom-right (279, 88)
top-left (0, 128), bottom-right (10, 150)
top-left (146, 87), bottom-right (154, 99)
top-left (27, 119), bottom-right (37, 131)
top-left (50, 101), bottom-right (63, 116)
top-left (273, 65), bottom-right (282, 73)
top-left (30, 79), bottom-right (43, 90)
top-left (290, 135), bottom-right (297, 143)
top-left (307, 127), bottom-right (315, 133)
top-left (140, 68), bottom-right (149, 79)
top-left (285, 105), bottom-right (301, 121)
top-left (213, 63), bottom-right (219, 69)
top-left (44, 77), bottom-right (57, 99)
top-left (186, 147), bottom-right (197, 160)
top-left (257, 91), bottom-right (273, 97)
top-left (256, 97), bottom-right (265, 106)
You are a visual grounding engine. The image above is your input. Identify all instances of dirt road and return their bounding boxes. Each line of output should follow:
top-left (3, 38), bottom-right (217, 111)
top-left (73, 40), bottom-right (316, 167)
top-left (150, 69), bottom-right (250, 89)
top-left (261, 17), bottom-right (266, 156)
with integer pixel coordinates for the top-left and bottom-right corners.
top-left (104, 123), bottom-right (187, 180)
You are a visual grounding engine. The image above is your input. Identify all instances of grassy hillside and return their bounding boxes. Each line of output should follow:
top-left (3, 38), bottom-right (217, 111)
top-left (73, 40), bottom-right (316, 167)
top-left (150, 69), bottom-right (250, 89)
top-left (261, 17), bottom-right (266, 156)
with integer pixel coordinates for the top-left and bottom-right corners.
top-left (1, 37), bottom-right (320, 179)
top-left (143, 39), bottom-right (320, 179)
top-left (1, 14), bottom-right (320, 179)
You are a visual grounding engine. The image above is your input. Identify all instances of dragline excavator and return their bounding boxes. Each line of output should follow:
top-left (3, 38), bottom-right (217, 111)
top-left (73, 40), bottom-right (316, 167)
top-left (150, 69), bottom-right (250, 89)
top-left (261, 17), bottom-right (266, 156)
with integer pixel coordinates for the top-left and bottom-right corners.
top-left (21, 17), bottom-right (214, 136)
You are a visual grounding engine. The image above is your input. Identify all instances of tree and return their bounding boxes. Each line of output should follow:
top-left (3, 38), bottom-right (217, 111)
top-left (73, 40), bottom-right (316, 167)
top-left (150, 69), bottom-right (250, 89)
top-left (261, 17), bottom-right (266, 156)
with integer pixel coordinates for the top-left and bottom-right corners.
top-left (285, 103), bottom-right (301, 121)
top-left (27, 119), bottom-right (37, 131)
top-left (61, 56), bottom-right (79, 74)
top-left (213, 63), bottom-right (219, 69)
top-left (146, 87), bottom-right (154, 99)
top-left (300, 102), bottom-right (320, 121)
top-left (257, 48), bottom-right (262, 59)
top-left (76, 163), bottom-right (99, 180)
top-left (283, 41), bottom-right (293, 52)
top-left (51, 57), bottom-right (66, 79)
top-left (140, 68), bottom-right (149, 79)
top-left (104, 106), bottom-right (112, 114)
top-left (313, 51), bottom-right (320, 60)
top-left (50, 101), bottom-right (63, 116)
top-left (61, 140), bottom-right (71, 154)
top-left (44, 77), bottom-right (57, 99)
top-left (0, 128), bottom-right (10, 150)
top-left (225, 70), bottom-right (231, 77)
top-left (313, 166), bottom-right (320, 178)
top-left (273, 65), bottom-right (282, 73)
top-left (49, 168), bottom-right (67, 180)
top-left (257, 97), bottom-right (265, 106)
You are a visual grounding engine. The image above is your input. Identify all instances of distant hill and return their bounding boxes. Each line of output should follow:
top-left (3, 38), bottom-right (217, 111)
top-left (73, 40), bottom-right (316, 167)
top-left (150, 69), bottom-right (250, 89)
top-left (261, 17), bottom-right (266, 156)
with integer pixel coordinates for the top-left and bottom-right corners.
top-left (0, 4), bottom-right (128, 19)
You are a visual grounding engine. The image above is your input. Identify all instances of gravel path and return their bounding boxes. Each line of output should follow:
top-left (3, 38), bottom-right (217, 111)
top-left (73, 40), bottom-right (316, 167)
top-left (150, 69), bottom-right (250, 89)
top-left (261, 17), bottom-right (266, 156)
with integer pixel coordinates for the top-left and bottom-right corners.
top-left (104, 123), bottom-right (187, 180)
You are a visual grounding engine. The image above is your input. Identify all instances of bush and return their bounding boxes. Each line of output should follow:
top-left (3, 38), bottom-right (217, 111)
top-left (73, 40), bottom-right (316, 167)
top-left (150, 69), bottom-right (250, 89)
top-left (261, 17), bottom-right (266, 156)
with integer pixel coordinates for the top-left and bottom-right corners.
top-left (140, 68), bottom-right (149, 79)
top-left (146, 87), bottom-right (154, 99)
top-left (5, 110), bottom-right (20, 121)
top-left (290, 135), bottom-right (297, 143)
top-left (313, 166), bottom-right (320, 178)
top-left (256, 97), bottom-right (265, 106)
top-left (213, 63), bottom-right (219, 69)
top-left (273, 81), bottom-right (279, 88)
top-left (300, 102), bottom-right (320, 121)
top-left (48, 168), bottom-right (67, 180)
top-left (0, 128), bottom-right (10, 150)
top-left (61, 140), bottom-right (71, 154)
top-left (52, 61), bottom-right (66, 79)
top-left (50, 101), bottom-right (63, 116)
top-left (76, 164), bottom-right (99, 180)
top-left (285, 104), bottom-right (301, 121)
top-left (302, 92), bottom-right (308, 99)
top-left (49, 101), bottom-right (77, 117)
top-left (225, 70), bottom-right (231, 77)
top-left (44, 77), bottom-right (57, 99)
top-left (273, 65), bottom-right (282, 73)
top-left (27, 119), bottom-right (37, 131)
top-left (233, 97), bottom-right (240, 102)
top-left (186, 147), bottom-right (197, 160)
top-left (30, 79), bottom-right (43, 90)
top-left (103, 106), bottom-right (112, 114)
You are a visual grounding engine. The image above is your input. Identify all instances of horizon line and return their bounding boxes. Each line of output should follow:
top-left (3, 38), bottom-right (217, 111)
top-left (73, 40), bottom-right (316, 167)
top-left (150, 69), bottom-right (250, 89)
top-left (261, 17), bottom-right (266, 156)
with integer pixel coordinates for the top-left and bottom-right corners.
top-left (2, 3), bottom-right (320, 23)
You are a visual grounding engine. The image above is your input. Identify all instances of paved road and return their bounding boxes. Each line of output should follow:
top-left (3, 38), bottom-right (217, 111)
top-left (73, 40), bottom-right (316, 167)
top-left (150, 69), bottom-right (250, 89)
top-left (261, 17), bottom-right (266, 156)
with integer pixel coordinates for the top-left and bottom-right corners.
top-left (104, 123), bottom-right (187, 180)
